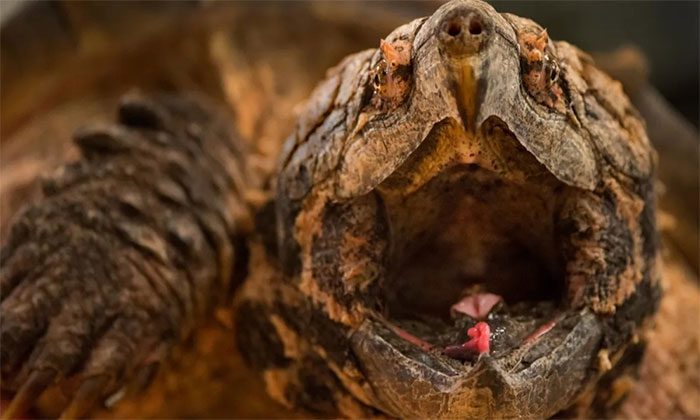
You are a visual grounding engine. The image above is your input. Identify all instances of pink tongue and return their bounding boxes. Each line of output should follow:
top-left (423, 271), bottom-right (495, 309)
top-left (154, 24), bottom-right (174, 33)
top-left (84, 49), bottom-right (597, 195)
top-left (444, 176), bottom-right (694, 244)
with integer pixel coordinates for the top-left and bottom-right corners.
top-left (443, 321), bottom-right (491, 360)
top-left (463, 322), bottom-right (491, 354)
top-left (450, 293), bottom-right (503, 320)
top-left (389, 292), bottom-right (501, 359)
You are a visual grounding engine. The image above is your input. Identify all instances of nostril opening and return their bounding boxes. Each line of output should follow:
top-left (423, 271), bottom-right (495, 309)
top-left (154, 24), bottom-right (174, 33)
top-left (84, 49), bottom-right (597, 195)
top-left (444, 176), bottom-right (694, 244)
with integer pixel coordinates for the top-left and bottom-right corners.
top-left (439, 12), bottom-right (487, 54)
top-left (447, 20), bottom-right (462, 37)
top-left (468, 18), bottom-right (483, 35)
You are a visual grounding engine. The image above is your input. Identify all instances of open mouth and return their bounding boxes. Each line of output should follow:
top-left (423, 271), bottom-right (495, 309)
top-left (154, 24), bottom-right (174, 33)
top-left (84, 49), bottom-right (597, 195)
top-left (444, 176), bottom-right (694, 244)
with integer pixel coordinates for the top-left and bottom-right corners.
top-left (376, 116), bottom-right (574, 359)
top-left (380, 159), bottom-right (570, 363)
top-left (349, 119), bottom-right (603, 416)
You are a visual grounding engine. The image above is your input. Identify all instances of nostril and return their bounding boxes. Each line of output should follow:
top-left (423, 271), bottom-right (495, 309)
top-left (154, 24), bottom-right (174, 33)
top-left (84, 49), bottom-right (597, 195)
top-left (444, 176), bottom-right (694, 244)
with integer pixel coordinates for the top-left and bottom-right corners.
top-left (468, 17), bottom-right (483, 35)
top-left (447, 19), bottom-right (462, 37)
top-left (438, 10), bottom-right (488, 55)
top-left (444, 14), bottom-right (484, 38)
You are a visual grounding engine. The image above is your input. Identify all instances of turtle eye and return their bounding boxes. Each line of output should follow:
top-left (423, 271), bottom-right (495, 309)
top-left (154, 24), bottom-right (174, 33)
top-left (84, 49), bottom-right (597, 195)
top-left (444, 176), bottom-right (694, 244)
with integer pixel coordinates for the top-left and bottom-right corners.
top-left (372, 61), bottom-right (388, 90)
top-left (544, 55), bottom-right (559, 84)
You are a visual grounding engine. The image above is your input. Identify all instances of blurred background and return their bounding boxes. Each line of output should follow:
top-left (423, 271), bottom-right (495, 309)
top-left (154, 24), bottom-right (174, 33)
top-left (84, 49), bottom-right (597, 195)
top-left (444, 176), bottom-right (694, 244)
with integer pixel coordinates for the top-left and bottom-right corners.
top-left (2, 1), bottom-right (698, 126)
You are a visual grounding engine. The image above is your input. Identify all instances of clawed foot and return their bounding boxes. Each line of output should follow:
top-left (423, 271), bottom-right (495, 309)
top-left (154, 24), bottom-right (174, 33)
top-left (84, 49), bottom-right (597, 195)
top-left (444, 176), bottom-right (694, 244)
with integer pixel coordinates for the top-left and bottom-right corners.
top-left (1, 93), bottom-right (238, 418)
top-left (1, 202), bottom-right (182, 418)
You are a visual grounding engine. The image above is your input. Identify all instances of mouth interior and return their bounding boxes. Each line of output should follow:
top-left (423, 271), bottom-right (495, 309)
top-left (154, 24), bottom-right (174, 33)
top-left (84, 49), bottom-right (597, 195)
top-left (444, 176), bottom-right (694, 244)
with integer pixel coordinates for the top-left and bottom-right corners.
top-left (379, 151), bottom-right (570, 364)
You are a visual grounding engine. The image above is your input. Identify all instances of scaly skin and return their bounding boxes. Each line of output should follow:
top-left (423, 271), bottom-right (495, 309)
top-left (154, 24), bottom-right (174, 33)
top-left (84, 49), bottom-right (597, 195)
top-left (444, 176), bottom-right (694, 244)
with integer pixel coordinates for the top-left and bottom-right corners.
top-left (0, 93), bottom-right (251, 418)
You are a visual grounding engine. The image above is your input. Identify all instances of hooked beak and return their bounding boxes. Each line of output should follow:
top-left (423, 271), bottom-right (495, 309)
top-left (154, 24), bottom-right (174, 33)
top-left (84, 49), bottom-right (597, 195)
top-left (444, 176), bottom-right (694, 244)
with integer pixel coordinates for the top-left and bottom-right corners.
top-left (436, 4), bottom-right (491, 133)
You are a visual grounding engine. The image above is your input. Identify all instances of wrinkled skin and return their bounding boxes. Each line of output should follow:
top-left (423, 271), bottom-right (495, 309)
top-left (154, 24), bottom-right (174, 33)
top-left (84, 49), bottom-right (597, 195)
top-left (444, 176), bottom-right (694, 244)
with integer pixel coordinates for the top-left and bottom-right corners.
top-left (1, 1), bottom-right (661, 418)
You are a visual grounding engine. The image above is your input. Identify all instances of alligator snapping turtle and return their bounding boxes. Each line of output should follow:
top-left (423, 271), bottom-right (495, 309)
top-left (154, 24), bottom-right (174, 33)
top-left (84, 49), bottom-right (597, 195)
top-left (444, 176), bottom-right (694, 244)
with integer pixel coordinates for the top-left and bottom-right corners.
top-left (0, 0), bottom-right (689, 418)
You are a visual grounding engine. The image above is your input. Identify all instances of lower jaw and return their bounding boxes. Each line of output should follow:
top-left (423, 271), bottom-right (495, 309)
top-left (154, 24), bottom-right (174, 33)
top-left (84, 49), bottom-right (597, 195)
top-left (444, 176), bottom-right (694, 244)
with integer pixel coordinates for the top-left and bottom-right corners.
top-left (350, 306), bottom-right (604, 418)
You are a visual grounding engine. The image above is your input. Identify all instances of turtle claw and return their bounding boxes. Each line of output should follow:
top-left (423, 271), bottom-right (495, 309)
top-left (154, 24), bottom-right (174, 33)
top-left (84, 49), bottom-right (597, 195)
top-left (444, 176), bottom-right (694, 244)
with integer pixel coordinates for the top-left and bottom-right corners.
top-left (0, 207), bottom-right (183, 418)
top-left (129, 363), bottom-right (160, 395)
top-left (59, 376), bottom-right (109, 420)
top-left (1, 369), bottom-right (56, 420)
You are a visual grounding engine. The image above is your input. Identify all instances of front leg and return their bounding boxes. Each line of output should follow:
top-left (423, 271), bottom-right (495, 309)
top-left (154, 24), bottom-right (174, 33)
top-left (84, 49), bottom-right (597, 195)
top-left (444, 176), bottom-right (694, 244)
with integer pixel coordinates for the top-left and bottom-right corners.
top-left (1, 93), bottom-right (249, 418)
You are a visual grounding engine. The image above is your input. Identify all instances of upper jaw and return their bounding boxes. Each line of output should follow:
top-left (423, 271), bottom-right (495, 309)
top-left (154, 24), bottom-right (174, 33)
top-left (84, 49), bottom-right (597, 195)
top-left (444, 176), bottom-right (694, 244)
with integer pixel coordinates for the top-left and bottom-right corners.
top-left (416, 0), bottom-right (601, 190)
top-left (333, 0), bottom-right (599, 202)
top-left (333, 0), bottom-right (528, 199)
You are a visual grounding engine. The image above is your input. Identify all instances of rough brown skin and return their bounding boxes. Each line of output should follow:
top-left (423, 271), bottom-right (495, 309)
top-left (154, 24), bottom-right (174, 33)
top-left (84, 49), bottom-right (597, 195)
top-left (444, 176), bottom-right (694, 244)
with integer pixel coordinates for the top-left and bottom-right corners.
top-left (0, 0), bottom-right (696, 414)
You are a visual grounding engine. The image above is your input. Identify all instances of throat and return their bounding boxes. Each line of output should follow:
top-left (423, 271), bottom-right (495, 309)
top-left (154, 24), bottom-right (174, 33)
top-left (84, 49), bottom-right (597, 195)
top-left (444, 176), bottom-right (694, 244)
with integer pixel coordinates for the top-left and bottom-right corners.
top-left (379, 164), bottom-right (567, 345)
